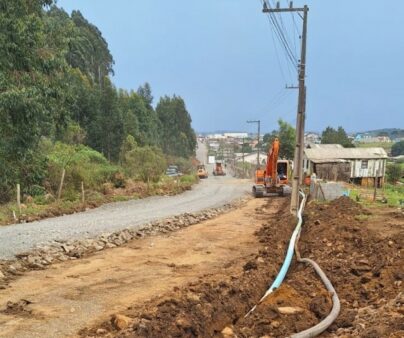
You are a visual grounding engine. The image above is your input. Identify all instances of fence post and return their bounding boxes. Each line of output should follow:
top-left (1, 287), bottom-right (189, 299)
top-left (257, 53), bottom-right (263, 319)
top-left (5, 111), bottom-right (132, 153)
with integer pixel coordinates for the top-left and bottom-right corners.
top-left (16, 183), bottom-right (21, 214)
top-left (81, 181), bottom-right (85, 203)
top-left (57, 168), bottom-right (66, 200)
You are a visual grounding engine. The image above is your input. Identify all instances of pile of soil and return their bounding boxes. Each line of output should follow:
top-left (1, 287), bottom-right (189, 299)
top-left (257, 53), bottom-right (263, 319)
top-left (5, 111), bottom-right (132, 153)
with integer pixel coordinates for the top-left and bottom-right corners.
top-left (235, 197), bottom-right (403, 337)
top-left (84, 197), bottom-right (403, 338)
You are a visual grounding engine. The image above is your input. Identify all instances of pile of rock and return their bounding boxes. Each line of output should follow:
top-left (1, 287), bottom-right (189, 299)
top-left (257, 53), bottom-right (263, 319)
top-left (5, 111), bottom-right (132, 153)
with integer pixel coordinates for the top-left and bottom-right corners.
top-left (0, 197), bottom-right (249, 288)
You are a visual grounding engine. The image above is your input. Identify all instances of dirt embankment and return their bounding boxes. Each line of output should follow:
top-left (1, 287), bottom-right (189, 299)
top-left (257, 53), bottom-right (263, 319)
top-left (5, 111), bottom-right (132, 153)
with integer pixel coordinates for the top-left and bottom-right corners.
top-left (236, 197), bottom-right (403, 338)
top-left (85, 197), bottom-right (403, 338)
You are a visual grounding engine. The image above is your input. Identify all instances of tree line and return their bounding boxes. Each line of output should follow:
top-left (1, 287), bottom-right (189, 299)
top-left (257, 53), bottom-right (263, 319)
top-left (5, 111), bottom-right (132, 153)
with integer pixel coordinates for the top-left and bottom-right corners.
top-left (0, 1), bottom-right (196, 201)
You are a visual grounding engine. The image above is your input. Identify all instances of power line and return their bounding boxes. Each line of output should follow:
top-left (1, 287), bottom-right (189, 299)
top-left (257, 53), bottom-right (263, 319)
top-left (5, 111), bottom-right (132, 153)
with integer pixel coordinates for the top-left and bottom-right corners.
top-left (262, 1), bottom-right (298, 73)
top-left (269, 0), bottom-right (298, 63)
top-left (268, 12), bottom-right (298, 68)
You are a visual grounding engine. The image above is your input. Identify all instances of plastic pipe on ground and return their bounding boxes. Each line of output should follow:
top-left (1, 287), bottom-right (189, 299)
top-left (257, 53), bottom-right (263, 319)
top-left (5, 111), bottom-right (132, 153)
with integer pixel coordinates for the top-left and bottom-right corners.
top-left (291, 207), bottom-right (341, 337)
top-left (289, 257), bottom-right (340, 338)
top-left (245, 191), bottom-right (307, 317)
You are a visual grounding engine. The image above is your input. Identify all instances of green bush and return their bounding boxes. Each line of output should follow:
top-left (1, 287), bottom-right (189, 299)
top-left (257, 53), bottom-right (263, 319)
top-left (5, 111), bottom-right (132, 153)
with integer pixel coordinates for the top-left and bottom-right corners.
top-left (386, 163), bottom-right (403, 183)
top-left (180, 174), bottom-right (198, 185)
top-left (47, 142), bottom-right (120, 197)
top-left (165, 156), bottom-right (194, 174)
top-left (391, 140), bottom-right (404, 156)
top-left (123, 145), bottom-right (166, 183)
top-left (0, 148), bottom-right (48, 202)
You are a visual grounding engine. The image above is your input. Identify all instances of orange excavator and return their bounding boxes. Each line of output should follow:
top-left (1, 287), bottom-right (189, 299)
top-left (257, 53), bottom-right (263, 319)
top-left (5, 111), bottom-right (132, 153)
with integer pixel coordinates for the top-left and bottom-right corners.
top-left (252, 137), bottom-right (289, 198)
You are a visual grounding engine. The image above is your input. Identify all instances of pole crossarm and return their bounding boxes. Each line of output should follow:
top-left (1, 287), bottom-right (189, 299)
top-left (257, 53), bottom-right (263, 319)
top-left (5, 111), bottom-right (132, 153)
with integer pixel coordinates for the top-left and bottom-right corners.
top-left (263, 8), bottom-right (306, 13)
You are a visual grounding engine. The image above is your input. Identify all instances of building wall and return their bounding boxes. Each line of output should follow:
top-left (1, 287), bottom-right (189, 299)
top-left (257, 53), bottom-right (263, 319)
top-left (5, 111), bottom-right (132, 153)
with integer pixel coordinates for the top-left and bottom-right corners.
top-left (350, 159), bottom-right (386, 178)
top-left (313, 162), bottom-right (351, 181)
top-left (303, 156), bottom-right (387, 186)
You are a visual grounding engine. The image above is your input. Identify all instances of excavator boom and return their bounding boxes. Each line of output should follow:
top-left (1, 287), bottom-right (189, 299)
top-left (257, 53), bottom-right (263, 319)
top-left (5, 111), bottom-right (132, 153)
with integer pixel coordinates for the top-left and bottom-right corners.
top-left (266, 138), bottom-right (280, 186)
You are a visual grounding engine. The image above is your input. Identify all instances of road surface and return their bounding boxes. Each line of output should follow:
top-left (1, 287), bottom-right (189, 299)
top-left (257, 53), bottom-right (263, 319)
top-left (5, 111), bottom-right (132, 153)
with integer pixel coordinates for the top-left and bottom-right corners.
top-left (0, 198), bottom-right (274, 338)
top-left (0, 142), bottom-right (250, 259)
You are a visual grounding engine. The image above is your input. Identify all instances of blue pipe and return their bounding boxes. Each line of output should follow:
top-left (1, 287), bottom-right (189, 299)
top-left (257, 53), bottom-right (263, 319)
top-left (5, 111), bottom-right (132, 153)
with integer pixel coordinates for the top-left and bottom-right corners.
top-left (245, 191), bottom-right (306, 316)
top-left (259, 190), bottom-right (307, 301)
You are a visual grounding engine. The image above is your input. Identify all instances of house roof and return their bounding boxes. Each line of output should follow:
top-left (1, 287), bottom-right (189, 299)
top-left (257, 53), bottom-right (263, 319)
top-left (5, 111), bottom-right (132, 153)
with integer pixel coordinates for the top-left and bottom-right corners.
top-left (307, 144), bottom-right (343, 149)
top-left (305, 147), bottom-right (388, 162)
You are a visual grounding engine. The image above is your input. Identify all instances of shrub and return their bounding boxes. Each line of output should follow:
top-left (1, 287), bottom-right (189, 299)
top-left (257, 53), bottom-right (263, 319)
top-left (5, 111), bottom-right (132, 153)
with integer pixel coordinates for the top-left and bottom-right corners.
top-left (123, 146), bottom-right (166, 183)
top-left (0, 148), bottom-right (47, 202)
top-left (180, 174), bottom-right (198, 185)
top-left (47, 142), bottom-right (120, 197)
top-left (386, 163), bottom-right (403, 183)
top-left (165, 155), bottom-right (194, 174)
top-left (391, 140), bottom-right (404, 157)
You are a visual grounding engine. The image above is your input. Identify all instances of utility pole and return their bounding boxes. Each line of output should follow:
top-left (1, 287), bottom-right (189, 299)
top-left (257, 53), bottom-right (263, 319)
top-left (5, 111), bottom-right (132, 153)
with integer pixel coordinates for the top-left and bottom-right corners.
top-left (247, 120), bottom-right (261, 168)
top-left (263, 1), bottom-right (309, 215)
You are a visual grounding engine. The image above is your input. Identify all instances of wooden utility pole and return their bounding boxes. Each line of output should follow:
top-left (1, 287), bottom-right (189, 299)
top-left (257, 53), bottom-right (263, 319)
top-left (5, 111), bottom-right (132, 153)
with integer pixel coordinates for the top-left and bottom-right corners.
top-left (247, 120), bottom-right (261, 168)
top-left (263, 2), bottom-right (309, 215)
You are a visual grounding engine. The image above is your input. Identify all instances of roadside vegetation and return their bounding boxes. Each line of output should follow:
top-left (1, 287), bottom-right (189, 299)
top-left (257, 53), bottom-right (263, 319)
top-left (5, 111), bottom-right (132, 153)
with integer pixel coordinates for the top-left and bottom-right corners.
top-left (348, 161), bottom-right (404, 208)
top-left (0, 1), bottom-right (198, 224)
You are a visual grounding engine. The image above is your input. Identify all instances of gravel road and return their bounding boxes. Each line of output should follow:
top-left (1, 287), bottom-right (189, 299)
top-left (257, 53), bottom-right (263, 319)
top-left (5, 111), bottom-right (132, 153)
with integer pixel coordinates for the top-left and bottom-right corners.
top-left (0, 142), bottom-right (250, 259)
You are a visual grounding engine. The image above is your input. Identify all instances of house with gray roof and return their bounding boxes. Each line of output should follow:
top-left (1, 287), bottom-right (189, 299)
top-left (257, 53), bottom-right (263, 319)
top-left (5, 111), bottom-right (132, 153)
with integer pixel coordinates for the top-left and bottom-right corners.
top-left (303, 145), bottom-right (388, 187)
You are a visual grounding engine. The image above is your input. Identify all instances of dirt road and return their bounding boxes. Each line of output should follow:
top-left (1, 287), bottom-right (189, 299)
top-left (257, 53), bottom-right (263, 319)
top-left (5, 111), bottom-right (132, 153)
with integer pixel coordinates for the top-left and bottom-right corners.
top-left (0, 142), bottom-right (249, 259)
top-left (0, 198), bottom-right (274, 338)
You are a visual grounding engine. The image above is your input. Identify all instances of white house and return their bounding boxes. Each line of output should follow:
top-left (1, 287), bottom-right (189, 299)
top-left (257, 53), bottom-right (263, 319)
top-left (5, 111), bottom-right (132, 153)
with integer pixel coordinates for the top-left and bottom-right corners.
top-left (224, 132), bottom-right (249, 139)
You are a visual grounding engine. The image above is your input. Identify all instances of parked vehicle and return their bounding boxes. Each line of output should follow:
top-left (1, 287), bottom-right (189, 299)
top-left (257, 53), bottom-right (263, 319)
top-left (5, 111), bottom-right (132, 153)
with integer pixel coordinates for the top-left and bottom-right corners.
top-left (165, 165), bottom-right (183, 177)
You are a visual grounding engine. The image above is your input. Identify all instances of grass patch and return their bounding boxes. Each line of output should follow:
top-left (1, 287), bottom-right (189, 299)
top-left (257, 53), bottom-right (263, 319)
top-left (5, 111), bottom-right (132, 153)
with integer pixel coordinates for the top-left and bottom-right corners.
top-left (348, 183), bottom-right (404, 208)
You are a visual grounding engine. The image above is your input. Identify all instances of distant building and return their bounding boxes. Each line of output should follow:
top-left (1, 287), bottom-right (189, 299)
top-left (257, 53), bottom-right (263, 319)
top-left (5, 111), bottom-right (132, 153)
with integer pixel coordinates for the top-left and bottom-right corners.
top-left (303, 146), bottom-right (388, 187)
top-left (223, 132), bottom-right (249, 139)
top-left (354, 134), bottom-right (391, 143)
top-left (206, 134), bottom-right (226, 140)
top-left (304, 132), bottom-right (321, 145)
top-left (237, 152), bottom-right (267, 166)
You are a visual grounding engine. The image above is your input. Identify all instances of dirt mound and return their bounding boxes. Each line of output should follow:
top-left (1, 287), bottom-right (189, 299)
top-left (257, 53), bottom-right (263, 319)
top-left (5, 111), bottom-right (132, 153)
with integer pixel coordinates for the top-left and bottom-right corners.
top-left (83, 197), bottom-right (403, 338)
top-left (235, 196), bottom-right (403, 337)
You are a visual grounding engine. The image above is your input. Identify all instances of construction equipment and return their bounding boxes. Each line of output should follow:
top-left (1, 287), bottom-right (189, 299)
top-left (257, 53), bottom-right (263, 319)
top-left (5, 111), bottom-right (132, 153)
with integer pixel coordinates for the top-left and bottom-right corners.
top-left (212, 161), bottom-right (226, 176)
top-left (252, 138), bottom-right (289, 198)
top-left (197, 164), bottom-right (208, 179)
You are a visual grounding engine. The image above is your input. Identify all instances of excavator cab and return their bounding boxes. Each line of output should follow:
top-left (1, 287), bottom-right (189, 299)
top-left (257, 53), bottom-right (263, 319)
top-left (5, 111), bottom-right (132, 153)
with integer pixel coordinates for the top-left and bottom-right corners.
top-left (255, 168), bottom-right (265, 185)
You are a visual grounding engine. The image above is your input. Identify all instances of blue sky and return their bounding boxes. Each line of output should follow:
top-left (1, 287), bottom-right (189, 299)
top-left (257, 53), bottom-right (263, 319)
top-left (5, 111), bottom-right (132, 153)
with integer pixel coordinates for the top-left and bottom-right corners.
top-left (57, 0), bottom-right (403, 134)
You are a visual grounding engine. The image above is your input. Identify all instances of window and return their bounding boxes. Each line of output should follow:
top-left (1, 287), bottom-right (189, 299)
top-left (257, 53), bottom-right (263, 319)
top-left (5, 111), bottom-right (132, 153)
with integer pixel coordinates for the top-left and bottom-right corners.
top-left (361, 160), bottom-right (368, 169)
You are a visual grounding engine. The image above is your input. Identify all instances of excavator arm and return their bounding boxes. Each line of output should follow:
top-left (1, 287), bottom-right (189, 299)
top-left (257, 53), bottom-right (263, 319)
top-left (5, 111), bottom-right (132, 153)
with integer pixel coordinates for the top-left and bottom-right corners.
top-left (265, 138), bottom-right (280, 187)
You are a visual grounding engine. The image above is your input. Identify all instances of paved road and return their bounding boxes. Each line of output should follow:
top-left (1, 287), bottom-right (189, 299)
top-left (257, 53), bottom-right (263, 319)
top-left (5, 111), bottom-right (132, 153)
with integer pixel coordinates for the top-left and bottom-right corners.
top-left (0, 142), bottom-right (250, 259)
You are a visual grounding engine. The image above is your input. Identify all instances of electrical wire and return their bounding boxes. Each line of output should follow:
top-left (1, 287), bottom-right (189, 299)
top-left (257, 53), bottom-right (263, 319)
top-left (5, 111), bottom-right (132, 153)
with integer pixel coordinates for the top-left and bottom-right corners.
top-left (268, 12), bottom-right (298, 69)
top-left (257, 0), bottom-right (289, 84)
top-left (268, 0), bottom-right (298, 67)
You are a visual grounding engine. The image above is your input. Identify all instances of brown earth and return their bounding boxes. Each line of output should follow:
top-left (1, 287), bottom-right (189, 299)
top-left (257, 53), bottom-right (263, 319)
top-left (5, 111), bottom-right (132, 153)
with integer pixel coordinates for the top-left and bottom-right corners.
top-left (1, 196), bottom-right (402, 338)
top-left (83, 197), bottom-right (403, 338)
top-left (0, 197), bottom-right (275, 338)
